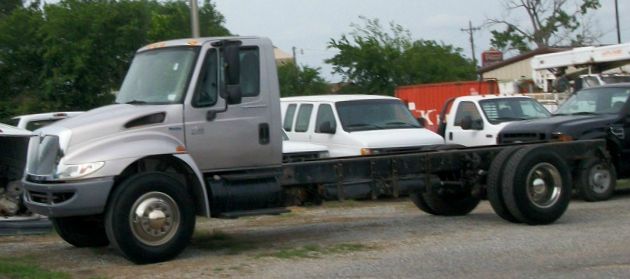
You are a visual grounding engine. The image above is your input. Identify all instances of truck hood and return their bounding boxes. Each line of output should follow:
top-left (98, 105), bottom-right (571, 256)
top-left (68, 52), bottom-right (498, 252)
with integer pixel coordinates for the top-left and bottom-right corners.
top-left (0, 123), bottom-right (32, 136)
top-left (350, 128), bottom-right (444, 148)
top-left (38, 104), bottom-right (182, 153)
top-left (283, 141), bottom-right (328, 154)
top-left (501, 114), bottom-right (620, 139)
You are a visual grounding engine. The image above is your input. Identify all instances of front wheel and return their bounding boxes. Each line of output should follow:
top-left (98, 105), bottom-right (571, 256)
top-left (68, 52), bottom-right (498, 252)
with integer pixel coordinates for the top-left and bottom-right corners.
top-left (105, 172), bottom-right (196, 264)
top-left (52, 215), bottom-right (109, 247)
top-left (576, 158), bottom-right (616, 202)
top-left (411, 189), bottom-right (480, 216)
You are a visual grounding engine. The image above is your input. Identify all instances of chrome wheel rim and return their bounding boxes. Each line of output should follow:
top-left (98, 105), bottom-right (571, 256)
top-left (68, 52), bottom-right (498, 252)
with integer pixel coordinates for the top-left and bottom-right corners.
top-left (130, 192), bottom-right (180, 246)
top-left (589, 164), bottom-right (611, 194)
top-left (526, 163), bottom-right (562, 209)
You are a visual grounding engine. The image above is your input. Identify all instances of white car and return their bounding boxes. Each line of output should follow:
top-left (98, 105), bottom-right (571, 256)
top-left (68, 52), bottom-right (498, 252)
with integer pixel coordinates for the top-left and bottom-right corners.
top-left (281, 95), bottom-right (444, 157)
top-left (282, 130), bottom-right (328, 162)
top-left (7, 111), bottom-right (83, 131)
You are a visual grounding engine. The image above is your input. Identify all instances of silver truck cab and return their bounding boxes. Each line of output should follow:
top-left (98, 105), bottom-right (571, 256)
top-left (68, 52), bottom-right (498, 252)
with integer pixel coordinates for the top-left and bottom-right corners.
top-left (22, 37), bottom-right (282, 262)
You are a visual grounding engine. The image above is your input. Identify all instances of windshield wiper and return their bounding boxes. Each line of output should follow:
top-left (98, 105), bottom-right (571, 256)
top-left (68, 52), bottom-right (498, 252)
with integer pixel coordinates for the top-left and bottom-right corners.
top-left (571, 112), bottom-right (597, 116)
top-left (124, 100), bottom-right (148, 105)
top-left (346, 123), bottom-right (383, 130)
top-left (384, 121), bottom-right (419, 128)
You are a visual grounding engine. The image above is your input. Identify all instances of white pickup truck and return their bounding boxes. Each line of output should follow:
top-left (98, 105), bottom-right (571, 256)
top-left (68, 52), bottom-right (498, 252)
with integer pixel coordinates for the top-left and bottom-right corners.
top-left (281, 95), bottom-right (444, 157)
top-left (436, 95), bottom-right (551, 146)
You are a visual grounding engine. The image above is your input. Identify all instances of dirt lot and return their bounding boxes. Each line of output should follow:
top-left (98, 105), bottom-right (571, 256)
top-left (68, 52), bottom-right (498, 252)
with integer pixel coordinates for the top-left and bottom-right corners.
top-left (2, 182), bottom-right (630, 278)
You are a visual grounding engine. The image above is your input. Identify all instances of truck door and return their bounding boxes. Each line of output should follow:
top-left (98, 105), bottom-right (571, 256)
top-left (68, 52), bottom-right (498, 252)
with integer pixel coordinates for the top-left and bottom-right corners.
top-left (184, 45), bottom-right (279, 171)
top-left (446, 101), bottom-right (488, 146)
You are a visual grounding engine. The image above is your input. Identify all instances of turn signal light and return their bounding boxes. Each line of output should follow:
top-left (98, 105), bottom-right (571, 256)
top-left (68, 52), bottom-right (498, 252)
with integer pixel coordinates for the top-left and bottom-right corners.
top-left (551, 132), bottom-right (573, 142)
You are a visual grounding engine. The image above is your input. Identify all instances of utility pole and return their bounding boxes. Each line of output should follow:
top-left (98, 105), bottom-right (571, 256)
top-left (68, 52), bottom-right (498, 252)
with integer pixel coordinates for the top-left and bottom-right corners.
top-left (190, 0), bottom-right (200, 38)
top-left (292, 46), bottom-right (298, 66)
top-left (461, 20), bottom-right (481, 67)
top-left (615, 0), bottom-right (621, 44)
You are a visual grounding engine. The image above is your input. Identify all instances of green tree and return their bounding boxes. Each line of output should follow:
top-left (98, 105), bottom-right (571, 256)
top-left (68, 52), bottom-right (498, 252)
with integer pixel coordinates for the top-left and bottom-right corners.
top-left (0, 0), bottom-right (22, 17)
top-left (278, 63), bottom-right (329, 97)
top-left (0, 0), bottom-right (230, 119)
top-left (489, 0), bottom-right (601, 53)
top-left (0, 3), bottom-right (46, 119)
top-left (326, 17), bottom-right (475, 96)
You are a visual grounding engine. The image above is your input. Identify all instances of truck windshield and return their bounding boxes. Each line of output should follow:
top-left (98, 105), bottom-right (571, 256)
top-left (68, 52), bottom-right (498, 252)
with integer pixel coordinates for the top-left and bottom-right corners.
top-left (602, 76), bottom-right (630, 84)
top-left (555, 87), bottom-right (630, 115)
top-left (479, 98), bottom-right (550, 124)
top-left (336, 99), bottom-right (421, 132)
top-left (116, 47), bottom-right (199, 104)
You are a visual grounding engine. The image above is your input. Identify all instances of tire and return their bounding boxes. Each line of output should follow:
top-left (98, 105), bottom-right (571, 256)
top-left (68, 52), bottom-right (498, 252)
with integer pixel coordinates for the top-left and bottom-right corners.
top-left (410, 193), bottom-right (437, 215)
top-left (576, 157), bottom-right (617, 202)
top-left (501, 147), bottom-right (572, 225)
top-left (52, 215), bottom-right (109, 247)
top-left (412, 189), bottom-right (480, 216)
top-left (486, 147), bottom-right (521, 223)
top-left (105, 172), bottom-right (196, 264)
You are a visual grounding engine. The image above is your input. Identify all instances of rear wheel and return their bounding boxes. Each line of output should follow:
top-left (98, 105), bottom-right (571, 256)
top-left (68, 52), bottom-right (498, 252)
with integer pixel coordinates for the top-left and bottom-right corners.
top-left (501, 147), bottom-right (572, 225)
top-left (105, 172), bottom-right (195, 264)
top-left (486, 147), bottom-right (521, 223)
top-left (576, 158), bottom-right (616, 202)
top-left (52, 215), bottom-right (109, 247)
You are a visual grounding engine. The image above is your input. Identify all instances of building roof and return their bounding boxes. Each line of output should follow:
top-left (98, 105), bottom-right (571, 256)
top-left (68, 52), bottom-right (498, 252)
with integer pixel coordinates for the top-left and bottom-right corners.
top-left (478, 47), bottom-right (570, 74)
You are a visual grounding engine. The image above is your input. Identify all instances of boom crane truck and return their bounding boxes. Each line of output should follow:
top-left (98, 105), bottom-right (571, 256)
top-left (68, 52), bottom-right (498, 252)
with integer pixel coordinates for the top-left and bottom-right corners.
top-left (531, 43), bottom-right (630, 93)
top-left (20, 37), bottom-right (609, 263)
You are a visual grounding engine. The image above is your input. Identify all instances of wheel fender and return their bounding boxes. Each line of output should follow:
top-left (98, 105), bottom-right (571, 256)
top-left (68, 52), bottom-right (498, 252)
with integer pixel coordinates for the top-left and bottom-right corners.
top-left (172, 153), bottom-right (211, 217)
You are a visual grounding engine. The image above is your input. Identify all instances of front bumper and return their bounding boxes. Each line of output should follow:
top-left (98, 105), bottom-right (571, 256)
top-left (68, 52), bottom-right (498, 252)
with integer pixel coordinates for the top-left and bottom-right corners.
top-left (22, 176), bottom-right (114, 217)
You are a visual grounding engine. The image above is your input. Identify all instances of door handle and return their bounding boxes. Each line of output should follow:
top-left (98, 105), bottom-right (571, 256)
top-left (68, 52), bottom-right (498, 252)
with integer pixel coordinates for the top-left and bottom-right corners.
top-left (259, 123), bottom-right (270, 144)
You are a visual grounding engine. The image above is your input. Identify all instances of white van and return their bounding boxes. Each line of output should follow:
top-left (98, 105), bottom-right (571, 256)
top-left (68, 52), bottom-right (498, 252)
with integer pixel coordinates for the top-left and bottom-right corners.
top-left (281, 95), bottom-right (444, 157)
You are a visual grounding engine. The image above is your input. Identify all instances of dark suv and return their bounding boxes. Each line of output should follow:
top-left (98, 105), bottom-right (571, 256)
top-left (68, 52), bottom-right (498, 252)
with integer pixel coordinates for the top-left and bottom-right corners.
top-left (499, 83), bottom-right (630, 201)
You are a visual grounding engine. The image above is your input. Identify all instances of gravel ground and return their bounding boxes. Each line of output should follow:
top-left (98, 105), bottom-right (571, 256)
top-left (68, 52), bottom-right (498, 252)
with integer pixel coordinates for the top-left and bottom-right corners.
top-left (2, 187), bottom-right (630, 278)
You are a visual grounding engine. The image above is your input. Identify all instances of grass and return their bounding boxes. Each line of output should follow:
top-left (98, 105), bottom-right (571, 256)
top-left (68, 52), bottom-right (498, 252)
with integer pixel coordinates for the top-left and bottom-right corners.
top-left (321, 200), bottom-right (363, 208)
top-left (617, 179), bottom-right (630, 189)
top-left (0, 256), bottom-right (71, 279)
top-left (192, 230), bottom-right (259, 254)
top-left (257, 243), bottom-right (373, 259)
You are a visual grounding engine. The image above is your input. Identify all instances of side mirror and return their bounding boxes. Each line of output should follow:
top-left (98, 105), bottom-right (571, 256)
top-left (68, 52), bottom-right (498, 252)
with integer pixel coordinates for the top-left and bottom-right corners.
top-left (217, 40), bottom-right (242, 105)
top-left (318, 121), bottom-right (336, 134)
top-left (472, 119), bottom-right (484, 130)
top-left (416, 117), bottom-right (427, 128)
top-left (460, 115), bottom-right (472, 130)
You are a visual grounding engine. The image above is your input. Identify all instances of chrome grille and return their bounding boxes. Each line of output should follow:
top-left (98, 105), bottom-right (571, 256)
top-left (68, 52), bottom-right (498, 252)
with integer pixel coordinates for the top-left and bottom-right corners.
top-left (27, 135), bottom-right (61, 176)
top-left (499, 133), bottom-right (546, 144)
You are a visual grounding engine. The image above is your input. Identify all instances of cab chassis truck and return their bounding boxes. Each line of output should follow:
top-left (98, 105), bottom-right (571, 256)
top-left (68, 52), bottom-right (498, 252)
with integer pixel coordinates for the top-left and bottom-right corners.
top-left (21, 37), bottom-right (609, 264)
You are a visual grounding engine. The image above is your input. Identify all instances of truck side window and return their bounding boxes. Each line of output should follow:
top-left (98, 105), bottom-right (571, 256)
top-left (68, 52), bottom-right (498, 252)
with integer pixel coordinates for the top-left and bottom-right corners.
top-left (315, 104), bottom-right (336, 133)
top-left (454, 101), bottom-right (482, 126)
top-left (283, 104), bottom-right (297, 131)
top-left (193, 49), bottom-right (218, 107)
top-left (240, 48), bottom-right (260, 97)
top-left (295, 104), bottom-right (313, 132)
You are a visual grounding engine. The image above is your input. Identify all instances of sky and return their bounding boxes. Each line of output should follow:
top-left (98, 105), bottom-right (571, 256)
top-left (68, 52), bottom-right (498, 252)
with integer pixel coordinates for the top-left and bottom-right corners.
top-left (212, 0), bottom-right (629, 82)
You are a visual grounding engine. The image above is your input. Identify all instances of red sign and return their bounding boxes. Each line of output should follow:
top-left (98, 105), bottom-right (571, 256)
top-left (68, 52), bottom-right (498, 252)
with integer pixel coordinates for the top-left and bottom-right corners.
top-left (482, 49), bottom-right (503, 67)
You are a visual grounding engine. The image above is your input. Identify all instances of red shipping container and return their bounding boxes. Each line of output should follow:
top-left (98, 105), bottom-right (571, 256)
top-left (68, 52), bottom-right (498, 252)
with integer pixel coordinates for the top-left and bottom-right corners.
top-left (395, 80), bottom-right (499, 132)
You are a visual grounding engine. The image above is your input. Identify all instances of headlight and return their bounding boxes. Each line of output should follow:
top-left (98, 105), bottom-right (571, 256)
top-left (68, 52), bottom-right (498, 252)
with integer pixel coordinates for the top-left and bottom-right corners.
top-left (55, 162), bottom-right (105, 179)
top-left (551, 132), bottom-right (573, 142)
top-left (360, 148), bottom-right (382, 156)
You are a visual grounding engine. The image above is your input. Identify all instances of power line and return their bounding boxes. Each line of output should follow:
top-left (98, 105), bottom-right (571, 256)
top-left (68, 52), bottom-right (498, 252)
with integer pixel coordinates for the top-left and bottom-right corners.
top-left (461, 20), bottom-right (481, 67)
